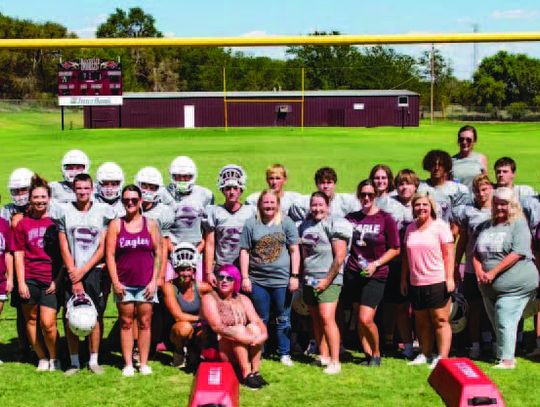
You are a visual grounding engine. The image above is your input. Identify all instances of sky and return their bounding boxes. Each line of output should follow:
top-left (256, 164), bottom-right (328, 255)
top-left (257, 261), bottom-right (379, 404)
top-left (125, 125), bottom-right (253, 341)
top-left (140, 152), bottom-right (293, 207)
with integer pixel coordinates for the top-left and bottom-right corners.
top-left (1, 0), bottom-right (540, 79)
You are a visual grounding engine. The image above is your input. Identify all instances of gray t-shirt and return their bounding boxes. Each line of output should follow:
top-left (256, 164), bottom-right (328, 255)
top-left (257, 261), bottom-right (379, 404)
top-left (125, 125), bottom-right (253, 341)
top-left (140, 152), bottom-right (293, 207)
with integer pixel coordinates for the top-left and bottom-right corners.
top-left (520, 195), bottom-right (540, 233)
top-left (298, 216), bottom-right (352, 285)
top-left (240, 216), bottom-right (299, 288)
top-left (51, 202), bottom-right (115, 268)
top-left (452, 152), bottom-right (484, 190)
top-left (141, 202), bottom-right (174, 237)
top-left (246, 191), bottom-right (304, 216)
top-left (474, 217), bottom-right (538, 295)
top-left (50, 181), bottom-right (76, 204)
top-left (417, 180), bottom-right (472, 223)
top-left (453, 204), bottom-right (492, 274)
top-left (289, 193), bottom-right (360, 222)
top-left (161, 185), bottom-right (214, 245)
top-left (203, 204), bottom-right (257, 268)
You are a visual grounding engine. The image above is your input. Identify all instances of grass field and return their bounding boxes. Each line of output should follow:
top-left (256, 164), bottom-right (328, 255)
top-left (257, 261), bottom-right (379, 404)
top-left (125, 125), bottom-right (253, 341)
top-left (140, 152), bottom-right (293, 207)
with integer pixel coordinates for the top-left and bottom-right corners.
top-left (1, 112), bottom-right (540, 406)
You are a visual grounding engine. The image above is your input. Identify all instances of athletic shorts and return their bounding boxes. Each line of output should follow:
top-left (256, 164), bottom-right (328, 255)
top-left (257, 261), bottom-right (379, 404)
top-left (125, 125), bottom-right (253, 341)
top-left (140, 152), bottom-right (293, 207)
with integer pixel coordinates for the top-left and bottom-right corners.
top-left (303, 284), bottom-right (341, 306)
top-left (64, 267), bottom-right (104, 315)
top-left (383, 261), bottom-right (408, 304)
top-left (409, 282), bottom-right (449, 311)
top-left (342, 270), bottom-right (386, 309)
top-left (114, 285), bottom-right (158, 303)
top-left (0, 280), bottom-right (7, 300)
top-left (21, 279), bottom-right (58, 310)
top-left (463, 273), bottom-right (482, 301)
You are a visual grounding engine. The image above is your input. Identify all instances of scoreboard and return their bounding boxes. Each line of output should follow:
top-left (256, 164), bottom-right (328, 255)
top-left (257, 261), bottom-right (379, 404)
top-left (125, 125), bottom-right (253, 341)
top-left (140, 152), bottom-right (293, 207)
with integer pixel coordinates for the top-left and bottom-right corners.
top-left (58, 58), bottom-right (123, 106)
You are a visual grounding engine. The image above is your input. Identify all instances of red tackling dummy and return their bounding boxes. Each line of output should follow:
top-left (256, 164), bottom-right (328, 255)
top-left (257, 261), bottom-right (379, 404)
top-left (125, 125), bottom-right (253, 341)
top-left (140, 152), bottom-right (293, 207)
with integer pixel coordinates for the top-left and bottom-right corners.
top-left (428, 358), bottom-right (505, 407)
top-left (189, 362), bottom-right (239, 407)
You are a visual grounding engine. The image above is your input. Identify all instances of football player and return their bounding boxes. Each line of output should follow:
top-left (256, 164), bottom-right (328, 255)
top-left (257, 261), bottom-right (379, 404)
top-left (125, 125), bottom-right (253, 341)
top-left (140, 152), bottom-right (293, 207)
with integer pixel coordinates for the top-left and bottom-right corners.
top-left (50, 149), bottom-right (91, 204)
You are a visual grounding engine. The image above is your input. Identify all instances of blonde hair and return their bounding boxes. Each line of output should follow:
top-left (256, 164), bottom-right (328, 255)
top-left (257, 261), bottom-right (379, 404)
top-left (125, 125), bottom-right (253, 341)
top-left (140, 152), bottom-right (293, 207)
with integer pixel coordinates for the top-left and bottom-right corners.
top-left (472, 174), bottom-right (492, 193)
top-left (411, 192), bottom-right (438, 220)
top-left (256, 188), bottom-right (282, 225)
top-left (492, 187), bottom-right (523, 224)
top-left (266, 164), bottom-right (287, 179)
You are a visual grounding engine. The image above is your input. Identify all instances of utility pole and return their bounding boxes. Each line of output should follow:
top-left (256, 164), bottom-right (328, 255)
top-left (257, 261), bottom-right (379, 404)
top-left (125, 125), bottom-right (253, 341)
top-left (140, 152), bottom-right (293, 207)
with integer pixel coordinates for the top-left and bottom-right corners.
top-left (472, 23), bottom-right (479, 71)
top-left (430, 43), bottom-right (435, 125)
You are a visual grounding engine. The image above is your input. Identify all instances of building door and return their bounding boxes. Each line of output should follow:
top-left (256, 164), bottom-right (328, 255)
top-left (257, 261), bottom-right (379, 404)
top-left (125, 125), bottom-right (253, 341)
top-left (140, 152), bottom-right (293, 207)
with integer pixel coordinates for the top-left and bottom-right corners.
top-left (184, 105), bottom-right (195, 128)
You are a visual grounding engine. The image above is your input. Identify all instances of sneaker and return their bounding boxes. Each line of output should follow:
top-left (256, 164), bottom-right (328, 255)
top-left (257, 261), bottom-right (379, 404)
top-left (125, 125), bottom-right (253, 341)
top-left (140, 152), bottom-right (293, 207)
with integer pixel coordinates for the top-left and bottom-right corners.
top-left (315, 355), bottom-right (330, 367)
top-left (139, 364), bottom-right (153, 375)
top-left (64, 365), bottom-right (81, 376)
top-left (88, 364), bottom-right (105, 375)
top-left (36, 359), bottom-right (49, 372)
top-left (469, 347), bottom-right (481, 360)
top-left (493, 360), bottom-right (516, 369)
top-left (242, 373), bottom-right (262, 390)
top-left (280, 355), bottom-right (294, 367)
top-left (49, 360), bottom-right (61, 372)
top-left (407, 354), bottom-right (430, 366)
top-left (359, 356), bottom-right (372, 366)
top-left (172, 350), bottom-right (186, 368)
top-left (323, 362), bottom-right (341, 375)
top-left (304, 339), bottom-right (318, 356)
top-left (0, 360), bottom-right (3, 364)
top-left (428, 356), bottom-right (441, 370)
top-left (122, 365), bottom-right (135, 377)
top-left (527, 347), bottom-right (540, 358)
top-left (252, 371), bottom-right (268, 387)
top-left (368, 356), bottom-right (382, 367)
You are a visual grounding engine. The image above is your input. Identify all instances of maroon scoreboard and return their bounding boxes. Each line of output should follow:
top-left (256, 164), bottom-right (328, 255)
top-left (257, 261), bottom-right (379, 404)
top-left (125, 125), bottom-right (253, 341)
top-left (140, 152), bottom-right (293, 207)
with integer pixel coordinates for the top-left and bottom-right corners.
top-left (58, 58), bottom-right (123, 106)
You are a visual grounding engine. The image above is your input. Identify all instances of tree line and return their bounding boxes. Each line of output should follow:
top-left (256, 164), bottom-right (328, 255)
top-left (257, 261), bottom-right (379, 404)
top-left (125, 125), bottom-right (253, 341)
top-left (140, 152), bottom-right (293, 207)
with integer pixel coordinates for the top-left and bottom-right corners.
top-left (1, 8), bottom-right (540, 111)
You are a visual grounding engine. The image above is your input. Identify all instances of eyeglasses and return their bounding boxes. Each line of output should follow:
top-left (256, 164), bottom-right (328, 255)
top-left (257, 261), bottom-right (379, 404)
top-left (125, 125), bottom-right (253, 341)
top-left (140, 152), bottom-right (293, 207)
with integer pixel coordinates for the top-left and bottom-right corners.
top-left (458, 137), bottom-right (473, 143)
top-left (122, 197), bottom-right (140, 204)
top-left (217, 274), bottom-right (235, 282)
top-left (359, 192), bottom-right (375, 199)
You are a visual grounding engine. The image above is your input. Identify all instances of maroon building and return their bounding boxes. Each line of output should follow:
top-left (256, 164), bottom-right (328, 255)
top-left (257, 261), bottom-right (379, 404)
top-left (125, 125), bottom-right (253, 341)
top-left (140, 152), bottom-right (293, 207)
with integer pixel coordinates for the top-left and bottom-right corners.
top-left (83, 90), bottom-right (419, 128)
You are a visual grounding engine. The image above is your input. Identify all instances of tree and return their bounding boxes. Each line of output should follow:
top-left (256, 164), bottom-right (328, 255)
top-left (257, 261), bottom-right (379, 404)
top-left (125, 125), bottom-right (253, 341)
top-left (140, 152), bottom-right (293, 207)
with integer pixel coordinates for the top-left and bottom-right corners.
top-left (417, 48), bottom-right (455, 111)
top-left (96, 7), bottom-right (162, 38)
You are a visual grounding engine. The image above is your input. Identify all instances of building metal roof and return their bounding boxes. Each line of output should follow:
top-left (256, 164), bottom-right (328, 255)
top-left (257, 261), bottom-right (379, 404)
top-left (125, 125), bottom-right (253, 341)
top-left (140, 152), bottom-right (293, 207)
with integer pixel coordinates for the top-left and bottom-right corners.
top-left (123, 90), bottom-right (419, 98)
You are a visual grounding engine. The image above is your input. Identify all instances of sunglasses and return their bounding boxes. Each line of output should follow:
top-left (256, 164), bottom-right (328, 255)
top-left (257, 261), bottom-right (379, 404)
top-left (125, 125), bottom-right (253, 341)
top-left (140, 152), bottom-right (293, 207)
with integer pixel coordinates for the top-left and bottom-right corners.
top-left (217, 274), bottom-right (235, 282)
top-left (359, 192), bottom-right (375, 199)
top-left (458, 137), bottom-right (473, 143)
top-left (122, 197), bottom-right (140, 204)
top-left (223, 186), bottom-right (240, 191)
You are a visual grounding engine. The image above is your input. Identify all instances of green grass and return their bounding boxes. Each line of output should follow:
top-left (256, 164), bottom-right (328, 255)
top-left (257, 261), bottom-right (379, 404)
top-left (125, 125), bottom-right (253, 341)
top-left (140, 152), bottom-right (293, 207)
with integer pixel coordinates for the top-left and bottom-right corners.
top-left (1, 111), bottom-right (540, 406)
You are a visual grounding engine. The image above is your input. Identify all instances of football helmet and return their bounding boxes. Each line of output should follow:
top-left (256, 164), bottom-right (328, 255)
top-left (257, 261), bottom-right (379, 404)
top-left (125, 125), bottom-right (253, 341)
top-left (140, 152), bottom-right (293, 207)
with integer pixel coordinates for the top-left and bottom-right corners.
top-left (217, 164), bottom-right (247, 191)
top-left (66, 293), bottom-right (98, 338)
top-left (135, 166), bottom-right (163, 203)
top-left (96, 162), bottom-right (124, 200)
top-left (8, 168), bottom-right (33, 206)
top-left (61, 149), bottom-right (90, 183)
top-left (171, 242), bottom-right (199, 269)
top-left (169, 156), bottom-right (197, 194)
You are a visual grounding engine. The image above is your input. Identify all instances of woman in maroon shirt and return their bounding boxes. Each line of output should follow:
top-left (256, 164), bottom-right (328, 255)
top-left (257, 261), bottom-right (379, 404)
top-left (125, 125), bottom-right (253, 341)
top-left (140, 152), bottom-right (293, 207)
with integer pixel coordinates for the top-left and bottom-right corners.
top-left (106, 185), bottom-right (161, 377)
top-left (343, 179), bottom-right (400, 367)
top-left (14, 175), bottom-right (61, 372)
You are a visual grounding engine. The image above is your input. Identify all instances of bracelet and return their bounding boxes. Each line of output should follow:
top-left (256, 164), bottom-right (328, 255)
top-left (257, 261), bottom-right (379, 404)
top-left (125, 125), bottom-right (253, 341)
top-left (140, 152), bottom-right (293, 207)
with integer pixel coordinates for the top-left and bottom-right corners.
top-left (290, 274), bottom-right (300, 279)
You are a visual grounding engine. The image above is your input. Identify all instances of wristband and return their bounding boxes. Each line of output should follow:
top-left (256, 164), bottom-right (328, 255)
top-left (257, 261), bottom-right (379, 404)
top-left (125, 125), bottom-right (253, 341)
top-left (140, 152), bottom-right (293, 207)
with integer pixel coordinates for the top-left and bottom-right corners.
top-left (290, 274), bottom-right (300, 279)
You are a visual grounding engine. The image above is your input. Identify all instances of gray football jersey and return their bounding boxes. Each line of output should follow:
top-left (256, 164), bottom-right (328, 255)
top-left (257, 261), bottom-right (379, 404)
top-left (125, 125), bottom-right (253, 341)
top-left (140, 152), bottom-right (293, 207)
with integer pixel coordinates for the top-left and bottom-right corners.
top-left (246, 191), bottom-right (304, 216)
top-left (452, 204), bottom-right (492, 274)
top-left (203, 204), bottom-right (257, 268)
top-left (94, 194), bottom-right (125, 218)
top-left (298, 216), bottom-right (352, 285)
top-left (141, 202), bottom-right (175, 237)
top-left (511, 185), bottom-right (536, 201)
top-left (520, 195), bottom-right (540, 233)
top-left (51, 202), bottom-right (115, 268)
top-left (0, 203), bottom-right (26, 222)
top-left (50, 181), bottom-right (76, 204)
top-left (289, 193), bottom-right (360, 222)
top-left (417, 180), bottom-right (472, 223)
top-left (162, 185), bottom-right (214, 245)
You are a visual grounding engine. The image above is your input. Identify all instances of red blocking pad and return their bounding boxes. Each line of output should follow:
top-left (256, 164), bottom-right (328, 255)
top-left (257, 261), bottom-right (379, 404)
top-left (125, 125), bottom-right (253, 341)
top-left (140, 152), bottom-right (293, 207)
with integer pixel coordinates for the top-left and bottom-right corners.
top-left (189, 362), bottom-right (239, 407)
top-left (428, 358), bottom-right (505, 407)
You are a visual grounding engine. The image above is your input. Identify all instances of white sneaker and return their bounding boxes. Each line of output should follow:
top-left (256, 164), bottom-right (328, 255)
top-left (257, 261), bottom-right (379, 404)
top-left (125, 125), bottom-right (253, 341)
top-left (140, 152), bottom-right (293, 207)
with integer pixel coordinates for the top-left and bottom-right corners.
top-left (0, 360), bottom-right (3, 365)
top-left (36, 359), bottom-right (49, 372)
top-left (428, 356), bottom-right (441, 370)
top-left (122, 365), bottom-right (135, 377)
top-left (316, 356), bottom-right (330, 367)
top-left (469, 347), bottom-right (481, 360)
top-left (49, 360), bottom-right (61, 372)
top-left (323, 362), bottom-right (341, 375)
top-left (493, 360), bottom-right (516, 370)
top-left (139, 364), bottom-right (153, 375)
top-left (280, 355), bottom-right (294, 367)
top-left (407, 354), bottom-right (429, 366)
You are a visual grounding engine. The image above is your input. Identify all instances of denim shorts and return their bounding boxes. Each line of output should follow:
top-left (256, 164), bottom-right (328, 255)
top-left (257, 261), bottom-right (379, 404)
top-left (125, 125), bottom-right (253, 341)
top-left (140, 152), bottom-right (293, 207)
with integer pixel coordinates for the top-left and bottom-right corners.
top-left (114, 285), bottom-right (158, 304)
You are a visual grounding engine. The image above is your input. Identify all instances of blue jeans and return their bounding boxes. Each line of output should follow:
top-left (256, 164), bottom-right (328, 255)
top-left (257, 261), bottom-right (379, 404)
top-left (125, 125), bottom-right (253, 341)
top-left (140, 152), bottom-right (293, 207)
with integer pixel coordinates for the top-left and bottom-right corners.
top-left (482, 289), bottom-right (536, 360)
top-left (250, 282), bottom-right (291, 356)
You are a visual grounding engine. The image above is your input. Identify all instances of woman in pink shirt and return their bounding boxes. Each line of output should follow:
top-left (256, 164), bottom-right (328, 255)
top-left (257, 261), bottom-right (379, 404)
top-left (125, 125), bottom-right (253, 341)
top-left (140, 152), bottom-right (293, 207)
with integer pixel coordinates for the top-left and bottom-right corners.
top-left (401, 193), bottom-right (455, 368)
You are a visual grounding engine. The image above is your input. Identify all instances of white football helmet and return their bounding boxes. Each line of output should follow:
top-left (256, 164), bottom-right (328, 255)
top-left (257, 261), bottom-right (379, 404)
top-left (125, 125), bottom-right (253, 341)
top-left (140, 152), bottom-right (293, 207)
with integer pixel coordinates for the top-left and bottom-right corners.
top-left (96, 162), bottom-right (124, 200)
top-left (171, 242), bottom-right (199, 269)
top-left (8, 168), bottom-right (33, 206)
top-left (450, 293), bottom-right (469, 334)
top-left (66, 294), bottom-right (98, 338)
top-left (217, 164), bottom-right (247, 191)
top-left (135, 166), bottom-right (163, 203)
top-left (169, 156), bottom-right (197, 194)
top-left (61, 149), bottom-right (90, 183)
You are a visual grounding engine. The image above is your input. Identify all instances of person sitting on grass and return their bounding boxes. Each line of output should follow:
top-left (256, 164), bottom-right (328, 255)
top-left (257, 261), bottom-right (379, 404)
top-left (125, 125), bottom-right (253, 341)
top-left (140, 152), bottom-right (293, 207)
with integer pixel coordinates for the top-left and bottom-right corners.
top-left (162, 242), bottom-right (212, 369)
top-left (201, 264), bottom-right (268, 390)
